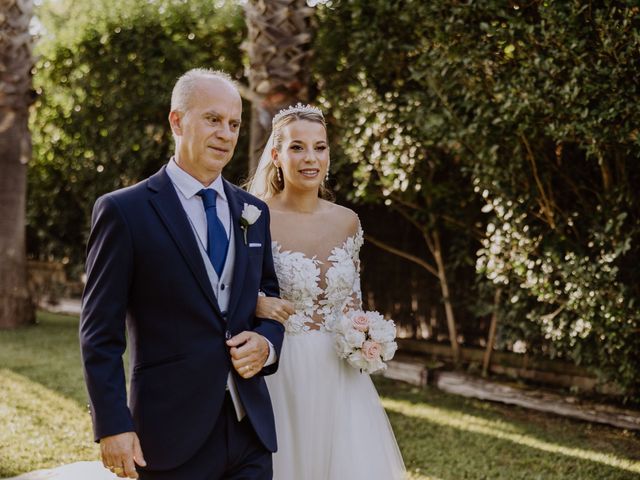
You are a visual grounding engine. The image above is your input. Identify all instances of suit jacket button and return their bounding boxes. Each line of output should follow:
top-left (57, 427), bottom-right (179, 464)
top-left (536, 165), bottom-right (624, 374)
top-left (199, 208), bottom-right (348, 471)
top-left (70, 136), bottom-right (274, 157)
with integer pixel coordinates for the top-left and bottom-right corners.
top-left (220, 283), bottom-right (226, 291)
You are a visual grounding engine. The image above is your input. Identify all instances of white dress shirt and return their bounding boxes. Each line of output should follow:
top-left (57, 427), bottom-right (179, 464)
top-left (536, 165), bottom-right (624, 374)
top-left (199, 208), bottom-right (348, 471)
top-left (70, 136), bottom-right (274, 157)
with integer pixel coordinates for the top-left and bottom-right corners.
top-left (166, 159), bottom-right (231, 250)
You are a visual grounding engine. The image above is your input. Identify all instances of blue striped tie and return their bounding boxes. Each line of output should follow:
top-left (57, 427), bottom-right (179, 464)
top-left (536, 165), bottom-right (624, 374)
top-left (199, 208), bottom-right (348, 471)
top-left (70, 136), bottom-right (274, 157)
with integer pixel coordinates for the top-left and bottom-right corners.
top-left (197, 189), bottom-right (229, 277)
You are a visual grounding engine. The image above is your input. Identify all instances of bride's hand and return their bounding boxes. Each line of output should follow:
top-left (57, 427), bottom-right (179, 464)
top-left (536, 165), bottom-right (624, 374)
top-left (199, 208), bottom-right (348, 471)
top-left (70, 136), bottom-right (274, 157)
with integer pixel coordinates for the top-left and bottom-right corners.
top-left (256, 296), bottom-right (295, 324)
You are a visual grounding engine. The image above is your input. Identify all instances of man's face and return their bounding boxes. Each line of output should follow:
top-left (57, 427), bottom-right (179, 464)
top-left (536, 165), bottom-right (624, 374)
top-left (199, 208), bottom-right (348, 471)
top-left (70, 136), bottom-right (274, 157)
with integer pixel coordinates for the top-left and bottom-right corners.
top-left (170, 78), bottom-right (242, 185)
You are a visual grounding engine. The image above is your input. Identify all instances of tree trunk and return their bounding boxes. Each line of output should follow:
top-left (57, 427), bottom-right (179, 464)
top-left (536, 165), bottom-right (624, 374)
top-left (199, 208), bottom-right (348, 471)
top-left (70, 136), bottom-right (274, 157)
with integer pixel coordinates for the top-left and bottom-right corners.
top-left (431, 230), bottom-right (460, 365)
top-left (482, 288), bottom-right (502, 377)
top-left (0, 0), bottom-right (36, 328)
top-left (243, 0), bottom-right (315, 170)
top-left (367, 206), bottom-right (462, 362)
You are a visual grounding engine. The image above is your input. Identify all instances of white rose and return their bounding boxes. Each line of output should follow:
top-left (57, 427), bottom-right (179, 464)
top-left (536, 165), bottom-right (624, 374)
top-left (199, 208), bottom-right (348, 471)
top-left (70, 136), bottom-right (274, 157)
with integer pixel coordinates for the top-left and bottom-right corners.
top-left (334, 334), bottom-right (352, 358)
top-left (344, 328), bottom-right (366, 349)
top-left (347, 351), bottom-right (369, 370)
top-left (241, 203), bottom-right (262, 225)
top-left (369, 320), bottom-right (396, 343)
top-left (367, 357), bottom-right (386, 374)
top-left (381, 341), bottom-right (398, 361)
top-left (365, 311), bottom-right (385, 324)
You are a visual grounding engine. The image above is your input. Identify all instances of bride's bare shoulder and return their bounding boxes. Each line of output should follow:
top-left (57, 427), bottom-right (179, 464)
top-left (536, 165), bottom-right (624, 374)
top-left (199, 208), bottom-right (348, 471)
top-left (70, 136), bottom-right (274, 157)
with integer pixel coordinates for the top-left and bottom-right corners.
top-left (321, 200), bottom-right (361, 235)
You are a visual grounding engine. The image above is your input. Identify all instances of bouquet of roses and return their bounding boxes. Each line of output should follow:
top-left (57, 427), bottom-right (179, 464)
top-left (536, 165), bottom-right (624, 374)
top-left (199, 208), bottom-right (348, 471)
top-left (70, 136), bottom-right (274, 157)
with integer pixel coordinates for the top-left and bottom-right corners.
top-left (333, 309), bottom-right (398, 374)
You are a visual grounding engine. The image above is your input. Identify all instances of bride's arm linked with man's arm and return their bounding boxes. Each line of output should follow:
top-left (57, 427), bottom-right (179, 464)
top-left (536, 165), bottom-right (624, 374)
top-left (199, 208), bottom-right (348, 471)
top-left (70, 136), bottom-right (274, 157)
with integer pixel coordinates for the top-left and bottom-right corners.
top-left (255, 294), bottom-right (295, 325)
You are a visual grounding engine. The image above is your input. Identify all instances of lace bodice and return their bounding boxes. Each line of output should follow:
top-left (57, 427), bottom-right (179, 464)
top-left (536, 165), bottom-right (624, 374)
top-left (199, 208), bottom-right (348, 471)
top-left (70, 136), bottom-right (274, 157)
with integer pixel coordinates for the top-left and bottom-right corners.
top-left (272, 227), bottom-right (364, 334)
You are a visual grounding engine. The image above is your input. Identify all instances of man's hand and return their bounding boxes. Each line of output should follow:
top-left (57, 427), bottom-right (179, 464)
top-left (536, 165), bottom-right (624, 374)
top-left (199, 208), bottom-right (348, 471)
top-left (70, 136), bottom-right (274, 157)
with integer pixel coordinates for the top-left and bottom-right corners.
top-left (227, 331), bottom-right (269, 379)
top-left (255, 296), bottom-right (295, 324)
top-left (100, 431), bottom-right (146, 478)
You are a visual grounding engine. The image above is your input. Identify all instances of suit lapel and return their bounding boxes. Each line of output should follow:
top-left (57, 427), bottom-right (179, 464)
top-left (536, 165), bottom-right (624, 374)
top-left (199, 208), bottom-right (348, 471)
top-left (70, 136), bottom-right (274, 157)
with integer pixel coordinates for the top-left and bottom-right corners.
top-left (147, 167), bottom-right (224, 321)
top-left (224, 179), bottom-right (249, 320)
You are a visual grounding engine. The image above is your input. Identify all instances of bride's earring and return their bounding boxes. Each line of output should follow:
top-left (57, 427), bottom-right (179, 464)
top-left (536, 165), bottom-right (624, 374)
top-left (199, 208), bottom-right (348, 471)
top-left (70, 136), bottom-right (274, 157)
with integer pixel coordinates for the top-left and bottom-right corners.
top-left (325, 167), bottom-right (330, 182)
top-left (276, 166), bottom-right (282, 183)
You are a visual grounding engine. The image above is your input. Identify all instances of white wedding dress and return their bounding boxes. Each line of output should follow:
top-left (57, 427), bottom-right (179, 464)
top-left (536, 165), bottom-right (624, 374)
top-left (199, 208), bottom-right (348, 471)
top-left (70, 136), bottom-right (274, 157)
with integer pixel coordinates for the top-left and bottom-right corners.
top-left (266, 226), bottom-right (406, 480)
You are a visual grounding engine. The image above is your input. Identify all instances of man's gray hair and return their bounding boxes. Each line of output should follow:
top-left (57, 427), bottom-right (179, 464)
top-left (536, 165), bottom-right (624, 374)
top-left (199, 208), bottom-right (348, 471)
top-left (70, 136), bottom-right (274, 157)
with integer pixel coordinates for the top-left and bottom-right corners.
top-left (170, 68), bottom-right (237, 112)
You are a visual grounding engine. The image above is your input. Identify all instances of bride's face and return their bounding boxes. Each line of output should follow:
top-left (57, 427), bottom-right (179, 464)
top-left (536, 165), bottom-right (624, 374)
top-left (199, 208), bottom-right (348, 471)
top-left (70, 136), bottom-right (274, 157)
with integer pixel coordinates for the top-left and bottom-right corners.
top-left (274, 120), bottom-right (329, 192)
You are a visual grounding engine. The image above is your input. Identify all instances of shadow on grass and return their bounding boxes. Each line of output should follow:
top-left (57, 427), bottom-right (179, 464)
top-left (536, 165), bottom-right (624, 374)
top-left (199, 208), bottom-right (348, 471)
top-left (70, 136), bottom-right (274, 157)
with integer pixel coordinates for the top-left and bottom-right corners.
top-left (375, 378), bottom-right (640, 480)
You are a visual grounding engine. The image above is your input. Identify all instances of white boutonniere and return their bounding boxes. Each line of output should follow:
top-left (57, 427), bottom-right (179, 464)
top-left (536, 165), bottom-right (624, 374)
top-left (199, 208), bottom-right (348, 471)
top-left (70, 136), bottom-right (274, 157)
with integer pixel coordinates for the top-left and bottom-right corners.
top-left (240, 203), bottom-right (262, 245)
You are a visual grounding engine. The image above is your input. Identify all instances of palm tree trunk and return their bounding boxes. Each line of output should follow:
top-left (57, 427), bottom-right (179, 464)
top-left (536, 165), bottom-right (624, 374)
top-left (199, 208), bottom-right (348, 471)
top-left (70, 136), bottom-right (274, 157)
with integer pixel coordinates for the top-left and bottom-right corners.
top-left (243, 0), bottom-right (314, 170)
top-left (0, 0), bottom-right (36, 328)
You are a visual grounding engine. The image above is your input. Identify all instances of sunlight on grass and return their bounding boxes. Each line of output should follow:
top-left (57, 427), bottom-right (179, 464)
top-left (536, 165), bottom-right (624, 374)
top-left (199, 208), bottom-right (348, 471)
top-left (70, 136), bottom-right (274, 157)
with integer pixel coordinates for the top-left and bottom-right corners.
top-left (0, 369), bottom-right (99, 477)
top-left (382, 397), bottom-right (640, 475)
top-left (406, 473), bottom-right (443, 480)
top-left (3, 313), bottom-right (640, 479)
top-left (0, 313), bottom-right (88, 406)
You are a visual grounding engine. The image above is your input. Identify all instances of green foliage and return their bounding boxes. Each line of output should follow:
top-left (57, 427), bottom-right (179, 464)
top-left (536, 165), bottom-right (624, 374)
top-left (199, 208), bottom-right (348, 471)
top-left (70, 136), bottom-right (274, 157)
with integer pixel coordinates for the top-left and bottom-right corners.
top-left (28, 0), bottom-right (247, 269)
top-left (314, 1), bottom-right (640, 398)
top-left (28, 0), bottom-right (640, 398)
top-left (314, 0), bottom-right (485, 344)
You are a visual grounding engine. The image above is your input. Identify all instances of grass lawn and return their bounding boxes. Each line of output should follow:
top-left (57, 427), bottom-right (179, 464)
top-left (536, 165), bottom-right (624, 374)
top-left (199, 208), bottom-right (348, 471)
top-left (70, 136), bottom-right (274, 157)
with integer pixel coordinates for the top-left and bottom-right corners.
top-left (1, 312), bottom-right (639, 479)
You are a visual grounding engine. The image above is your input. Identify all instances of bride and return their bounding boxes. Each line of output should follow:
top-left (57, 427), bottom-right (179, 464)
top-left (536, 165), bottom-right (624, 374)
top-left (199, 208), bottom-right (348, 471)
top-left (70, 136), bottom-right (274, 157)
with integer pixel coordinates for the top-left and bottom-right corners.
top-left (248, 104), bottom-right (406, 479)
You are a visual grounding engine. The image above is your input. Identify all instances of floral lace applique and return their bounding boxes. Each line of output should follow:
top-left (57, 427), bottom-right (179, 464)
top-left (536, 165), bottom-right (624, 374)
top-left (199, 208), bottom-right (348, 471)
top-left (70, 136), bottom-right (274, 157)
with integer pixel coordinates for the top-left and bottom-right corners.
top-left (272, 226), bottom-right (364, 334)
top-left (271, 243), bottom-right (323, 333)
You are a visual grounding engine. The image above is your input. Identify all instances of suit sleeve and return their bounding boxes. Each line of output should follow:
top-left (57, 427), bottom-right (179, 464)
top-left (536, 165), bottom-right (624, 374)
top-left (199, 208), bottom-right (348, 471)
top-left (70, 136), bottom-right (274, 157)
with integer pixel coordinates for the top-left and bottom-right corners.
top-left (79, 195), bottom-right (135, 441)
top-left (252, 205), bottom-right (285, 376)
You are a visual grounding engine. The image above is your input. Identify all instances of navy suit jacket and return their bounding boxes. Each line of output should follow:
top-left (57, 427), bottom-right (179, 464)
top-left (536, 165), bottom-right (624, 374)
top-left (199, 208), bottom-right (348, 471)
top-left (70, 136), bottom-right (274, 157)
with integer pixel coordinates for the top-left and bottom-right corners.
top-left (79, 166), bottom-right (285, 470)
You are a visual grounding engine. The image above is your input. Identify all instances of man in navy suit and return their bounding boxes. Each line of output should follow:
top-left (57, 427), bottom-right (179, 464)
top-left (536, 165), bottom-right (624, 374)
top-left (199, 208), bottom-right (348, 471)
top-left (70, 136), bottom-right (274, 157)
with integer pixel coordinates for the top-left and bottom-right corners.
top-left (80, 68), bottom-right (285, 479)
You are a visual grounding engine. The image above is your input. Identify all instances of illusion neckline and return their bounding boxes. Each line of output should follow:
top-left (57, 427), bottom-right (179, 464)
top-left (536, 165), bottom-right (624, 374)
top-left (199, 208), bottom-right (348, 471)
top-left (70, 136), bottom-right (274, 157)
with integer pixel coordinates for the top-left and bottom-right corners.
top-left (271, 226), bottom-right (364, 264)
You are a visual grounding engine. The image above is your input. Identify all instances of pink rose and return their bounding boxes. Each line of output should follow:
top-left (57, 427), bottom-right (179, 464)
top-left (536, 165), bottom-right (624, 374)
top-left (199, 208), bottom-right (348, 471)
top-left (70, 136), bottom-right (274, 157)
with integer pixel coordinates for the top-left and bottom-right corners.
top-left (361, 340), bottom-right (382, 360)
top-left (352, 314), bottom-right (369, 332)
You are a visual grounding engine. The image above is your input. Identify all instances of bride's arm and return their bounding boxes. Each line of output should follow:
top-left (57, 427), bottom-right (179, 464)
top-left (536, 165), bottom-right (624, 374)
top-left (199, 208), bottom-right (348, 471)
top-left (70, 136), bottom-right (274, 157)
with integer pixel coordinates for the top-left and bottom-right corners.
top-left (256, 295), bottom-right (295, 324)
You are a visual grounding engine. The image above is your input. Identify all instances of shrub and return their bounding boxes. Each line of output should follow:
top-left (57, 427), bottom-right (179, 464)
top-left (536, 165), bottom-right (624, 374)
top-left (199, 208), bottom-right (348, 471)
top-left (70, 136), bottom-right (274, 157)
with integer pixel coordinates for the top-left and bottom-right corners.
top-left (314, 1), bottom-right (640, 398)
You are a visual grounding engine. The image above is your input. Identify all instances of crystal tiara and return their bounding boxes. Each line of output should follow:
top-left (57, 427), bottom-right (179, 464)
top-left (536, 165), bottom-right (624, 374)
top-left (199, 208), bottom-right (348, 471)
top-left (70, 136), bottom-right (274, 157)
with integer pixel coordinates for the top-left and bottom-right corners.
top-left (272, 102), bottom-right (324, 125)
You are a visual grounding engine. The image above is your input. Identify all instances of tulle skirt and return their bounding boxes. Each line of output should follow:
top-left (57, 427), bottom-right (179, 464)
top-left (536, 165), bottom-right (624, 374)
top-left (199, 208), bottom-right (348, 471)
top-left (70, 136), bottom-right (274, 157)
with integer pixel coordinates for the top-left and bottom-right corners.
top-left (266, 329), bottom-right (406, 480)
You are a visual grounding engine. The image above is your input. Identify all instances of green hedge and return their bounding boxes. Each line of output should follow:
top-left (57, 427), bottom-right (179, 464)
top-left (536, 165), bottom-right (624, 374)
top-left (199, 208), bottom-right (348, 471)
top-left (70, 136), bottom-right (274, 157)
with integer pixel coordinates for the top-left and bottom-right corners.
top-left (28, 0), bottom-right (247, 270)
top-left (314, 1), bottom-right (640, 399)
top-left (28, 0), bottom-right (640, 399)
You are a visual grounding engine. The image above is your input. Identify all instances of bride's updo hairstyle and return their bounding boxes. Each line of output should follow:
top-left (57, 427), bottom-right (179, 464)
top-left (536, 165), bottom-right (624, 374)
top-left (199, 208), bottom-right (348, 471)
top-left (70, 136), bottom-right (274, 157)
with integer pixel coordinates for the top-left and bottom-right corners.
top-left (247, 103), bottom-right (331, 200)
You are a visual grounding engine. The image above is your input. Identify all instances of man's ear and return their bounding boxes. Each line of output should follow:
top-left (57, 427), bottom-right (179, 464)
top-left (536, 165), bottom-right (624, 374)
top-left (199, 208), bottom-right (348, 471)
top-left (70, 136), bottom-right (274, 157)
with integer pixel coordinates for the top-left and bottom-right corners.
top-left (168, 110), bottom-right (182, 136)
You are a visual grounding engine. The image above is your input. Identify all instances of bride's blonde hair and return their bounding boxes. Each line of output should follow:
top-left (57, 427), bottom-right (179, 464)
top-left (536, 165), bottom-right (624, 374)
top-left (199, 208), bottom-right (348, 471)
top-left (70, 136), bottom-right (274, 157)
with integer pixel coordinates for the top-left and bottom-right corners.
top-left (246, 105), bottom-right (332, 200)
